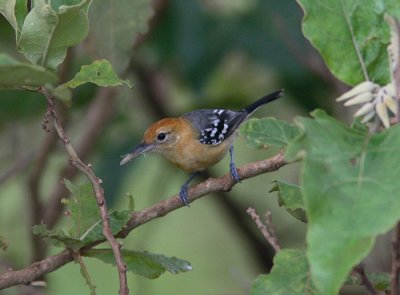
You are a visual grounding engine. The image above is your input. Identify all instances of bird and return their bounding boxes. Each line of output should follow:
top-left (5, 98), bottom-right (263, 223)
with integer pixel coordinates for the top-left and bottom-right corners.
top-left (120, 89), bottom-right (283, 206)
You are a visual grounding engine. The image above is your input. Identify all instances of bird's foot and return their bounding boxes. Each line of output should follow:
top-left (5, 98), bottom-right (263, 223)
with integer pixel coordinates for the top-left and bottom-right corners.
top-left (179, 185), bottom-right (191, 207)
top-left (230, 162), bottom-right (241, 183)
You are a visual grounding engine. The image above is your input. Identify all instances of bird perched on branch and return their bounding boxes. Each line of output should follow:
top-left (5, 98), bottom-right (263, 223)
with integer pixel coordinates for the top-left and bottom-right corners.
top-left (120, 89), bottom-right (283, 206)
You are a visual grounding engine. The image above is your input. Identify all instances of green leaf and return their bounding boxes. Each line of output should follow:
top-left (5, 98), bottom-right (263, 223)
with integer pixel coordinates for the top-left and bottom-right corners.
top-left (58, 60), bottom-right (132, 89)
top-left (0, 0), bottom-right (27, 39)
top-left (88, 0), bottom-right (153, 74)
top-left (63, 179), bottom-right (131, 244)
top-left (286, 110), bottom-right (400, 295)
top-left (270, 181), bottom-right (307, 223)
top-left (18, 0), bottom-right (92, 69)
top-left (251, 249), bottom-right (318, 295)
top-left (32, 224), bottom-right (84, 251)
top-left (297, 0), bottom-right (400, 85)
top-left (85, 249), bottom-right (192, 279)
top-left (0, 53), bottom-right (57, 88)
top-left (241, 118), bottom-right (301, 149)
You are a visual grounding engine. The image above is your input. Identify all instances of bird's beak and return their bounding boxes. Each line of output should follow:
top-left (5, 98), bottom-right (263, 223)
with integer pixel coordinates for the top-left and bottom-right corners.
top-left (120, 142), bottom-right (155, 166)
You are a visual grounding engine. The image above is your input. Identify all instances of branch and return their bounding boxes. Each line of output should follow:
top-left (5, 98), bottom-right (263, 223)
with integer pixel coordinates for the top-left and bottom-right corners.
top-left (38, 88), bottom-right (128, 295)
top-left (246, 208), bottom-right (281, 253)
top-left (0, 152), bottom-right (287, 290)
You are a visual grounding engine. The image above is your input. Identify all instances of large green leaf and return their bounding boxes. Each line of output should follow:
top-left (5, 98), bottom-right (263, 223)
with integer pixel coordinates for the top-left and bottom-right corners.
top-left (286, 110), bottom-right (400, 295)
top-left (251, 249), bottom-right (318, 295)
top-left (88, 0), bottom-right (153, 74)
top-left (241, 118), bottom-right (301, 149)
top-left (297, 0), bottom-right (400, 85)
top-left (18, 0), bottom-right (92, 69)
top-left (0, 53), bottom-right (57, 88)
top-left (0, 0), bottom-right (27, 39)
top-left (85, 249), bottom-right (192, 279)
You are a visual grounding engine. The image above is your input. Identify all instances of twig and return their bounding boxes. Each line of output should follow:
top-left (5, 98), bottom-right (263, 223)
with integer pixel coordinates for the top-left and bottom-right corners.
top-left (0, 152), bottom-right (287, 289)
top-left (43, 87), bottom-right (118, 229)
top-left (246, 208), bottom-right (281, 253)
top-left (353, 264), bottom-right (378, 295)
top-left (38, 87), bottom-right (129, 295)
top-left (391, 222), bottom-right (400, 295)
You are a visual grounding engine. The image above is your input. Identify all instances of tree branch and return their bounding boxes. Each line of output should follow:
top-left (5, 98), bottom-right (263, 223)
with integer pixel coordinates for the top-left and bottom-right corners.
top-left (246, 208), bottom-right (281, 253)
top-left (38, 88), bottom-right (128, 295)
top-left (0, 152), bottom-right (286, 290)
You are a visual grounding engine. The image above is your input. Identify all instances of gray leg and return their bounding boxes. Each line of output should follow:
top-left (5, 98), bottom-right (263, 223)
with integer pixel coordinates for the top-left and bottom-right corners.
top-left (229, 145), bottom-right (241, 182)
top-left (179, 172), bottom-right (199, 207)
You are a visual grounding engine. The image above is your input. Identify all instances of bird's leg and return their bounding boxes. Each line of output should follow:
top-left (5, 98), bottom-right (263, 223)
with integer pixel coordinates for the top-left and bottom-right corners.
top-left (229, 145), bottom-right (241, 182)
top-left (179, 172), bottom-right (199, 207)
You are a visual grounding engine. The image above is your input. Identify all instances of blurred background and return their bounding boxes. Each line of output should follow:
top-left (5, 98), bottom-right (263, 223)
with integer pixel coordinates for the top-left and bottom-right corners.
top-left (0, 0), bottom-right (378, 294)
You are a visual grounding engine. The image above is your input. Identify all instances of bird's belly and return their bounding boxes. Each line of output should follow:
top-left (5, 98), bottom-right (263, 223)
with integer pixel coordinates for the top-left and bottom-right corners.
top-left (162, 136), bottom-right (235, 173)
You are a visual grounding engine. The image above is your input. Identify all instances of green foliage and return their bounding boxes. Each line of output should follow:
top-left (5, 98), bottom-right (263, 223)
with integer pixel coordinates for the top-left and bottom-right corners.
top-left (0, 53), bottom-right (57, 88)
top-left (59, 59), bottom-right (132, 89)
top-left (297, 0), bottom-right (400, 85)
top-left (251, 249), bottom-right (317, 295)
top-left (33, 180), bottom-right (131, 251)
top-left (0, 0), bottom-right (27, 40)
top-left (270, 181), bottom-right (307, 223)
top-left (88, 0), bottom-right (153, 74)
top-left (18, 0), bottom-right (92, 69)
top-left (0, 235), bottom-right (8, 251)
top-left (241, 118), bottom-right (301, 149)
top-left (85, 249), bottom-right (192, 279)
top-left (286, 110), bottom-right (400, 294)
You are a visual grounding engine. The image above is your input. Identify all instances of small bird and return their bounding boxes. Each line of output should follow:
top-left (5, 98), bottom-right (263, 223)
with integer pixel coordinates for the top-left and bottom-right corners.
top-left (120, 89), bottom-right (283, 206)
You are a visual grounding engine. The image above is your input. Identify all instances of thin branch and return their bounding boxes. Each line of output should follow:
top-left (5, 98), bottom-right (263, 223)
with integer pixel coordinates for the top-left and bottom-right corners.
top-left (391, 222), bottom-right (400, 295)
top-left (246, 208), bottom-right (281, 253)
top-left (0, 152), bottom-right (287, 290)
top-left (43, 87), bottom-right (118, 229)
top-left (353, 264), bottom-right (378, 295)
top-left (38, 88), bottom-right (128, 295)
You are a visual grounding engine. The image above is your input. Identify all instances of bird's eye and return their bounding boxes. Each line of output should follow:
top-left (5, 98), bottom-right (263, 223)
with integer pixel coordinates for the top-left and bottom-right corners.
top-left (157, 132), bottom-right (167, 141)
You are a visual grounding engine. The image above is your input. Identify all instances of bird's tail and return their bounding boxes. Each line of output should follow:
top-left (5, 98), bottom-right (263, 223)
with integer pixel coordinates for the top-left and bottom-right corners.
top-left (243, 89), bottom-right (284, 114)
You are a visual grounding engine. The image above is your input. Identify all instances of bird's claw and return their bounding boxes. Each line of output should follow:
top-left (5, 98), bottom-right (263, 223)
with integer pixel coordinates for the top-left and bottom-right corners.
top-left (179, 185), bottom-right (191, 207)
top-left (230, 162), bottom-right (241, 183)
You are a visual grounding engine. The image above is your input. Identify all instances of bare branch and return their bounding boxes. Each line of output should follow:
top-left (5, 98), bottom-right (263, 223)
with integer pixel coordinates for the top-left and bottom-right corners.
top-left (246, 208), bottom-right (281, 253)
top-left (0, 152), bottom-right (286, 290)
top-left (38, 88), bottom-right (128, 295)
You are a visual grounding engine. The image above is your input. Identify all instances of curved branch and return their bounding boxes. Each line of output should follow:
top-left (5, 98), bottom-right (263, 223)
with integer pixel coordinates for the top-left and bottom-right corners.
top-left (0, 152), bottom-right (286, 290)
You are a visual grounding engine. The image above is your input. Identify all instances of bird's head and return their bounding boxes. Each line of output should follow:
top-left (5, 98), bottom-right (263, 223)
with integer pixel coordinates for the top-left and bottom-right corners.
top-left (120, 118), bottom-right (182, 165)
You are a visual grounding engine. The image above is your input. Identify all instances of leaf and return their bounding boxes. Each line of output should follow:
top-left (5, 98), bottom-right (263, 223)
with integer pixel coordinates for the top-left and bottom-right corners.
top-left (88, 0), bottom-right (153, 74)
top-left (270, 181), bottom-right (307, 223)
top-left (58, 59), bottom-right (132, 89)
top-left (0, 53), bottom-right (58, 88)
top-left (85, 249), bottom-right (192, 279)
top-left (241, 118), bottom-right (301, 149)
top-left (251, 249), bottom-right (318, 295)
top-left (286, 110), bottom-right (400, 295)
top-left (64, 179), bottom-right (131, 244)
top-left (297, 0), bottom-right (400, 85)
top-left (18, 0), bottom-right (92, 69)
top-left (0, 0), bottom-right (27, 39)
top-left (32, 224), bottom-right (84, 251)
